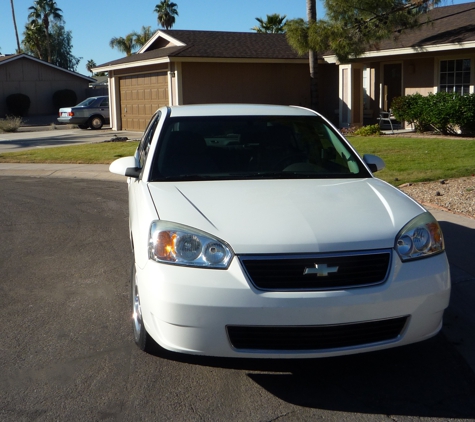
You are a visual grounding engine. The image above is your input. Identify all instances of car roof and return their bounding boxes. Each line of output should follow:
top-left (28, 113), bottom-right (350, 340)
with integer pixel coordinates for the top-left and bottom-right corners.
top-left (166, 104), bottom-right (318, 117)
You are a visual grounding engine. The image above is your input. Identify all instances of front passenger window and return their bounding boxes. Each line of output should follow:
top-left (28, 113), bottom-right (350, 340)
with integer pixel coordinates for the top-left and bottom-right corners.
top-left (138, 112), bottom-right (161, 168)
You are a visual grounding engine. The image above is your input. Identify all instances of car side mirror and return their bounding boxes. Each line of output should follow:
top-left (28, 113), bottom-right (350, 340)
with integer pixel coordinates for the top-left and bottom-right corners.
top-left (363, 154), bottom-right (385, 173)
top-left (110, 156), bottom-right (141, 178)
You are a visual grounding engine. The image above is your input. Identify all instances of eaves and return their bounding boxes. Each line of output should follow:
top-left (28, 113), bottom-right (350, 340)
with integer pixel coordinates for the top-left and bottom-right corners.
top-left (323, 40), bottom-right (475, 64)
top-left (94, 56), bottom-right (310, 72)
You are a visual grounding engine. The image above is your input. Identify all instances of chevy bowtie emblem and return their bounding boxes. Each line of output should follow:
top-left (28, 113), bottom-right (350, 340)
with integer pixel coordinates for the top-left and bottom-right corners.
top-left (303, 263), bottom-right (339, 277)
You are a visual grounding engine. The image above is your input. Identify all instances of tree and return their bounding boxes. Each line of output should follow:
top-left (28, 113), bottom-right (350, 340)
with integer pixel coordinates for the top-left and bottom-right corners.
top-left (22, 21), bottom-right (45, 60)
top-left (86, 59), bottom-right (96, 76)
top-left (285, 0), bottom-right (319, 111)
top-left (10, 0), bottom-right (22, 54)
top-left (251, 14), bottom-right (287, 33)
top-left (287, 0), bottom-right (442, 64)
top-left (109, 33), bottom-right (137, 56)
top-left (132, 26), bottom-right (155, 48)
top-left (154, 0), bottom-right (179, 30)
top-left (27, 0), bottom-right (63, 63)
top-left (22, 21), bottom-right (81, 71)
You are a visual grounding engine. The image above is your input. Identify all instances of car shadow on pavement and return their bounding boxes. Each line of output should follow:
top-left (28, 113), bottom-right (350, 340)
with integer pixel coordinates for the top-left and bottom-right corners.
top-left (0, 139), bottom-right (85, 150)
top-left (153, 333), bottom-right (475, 418)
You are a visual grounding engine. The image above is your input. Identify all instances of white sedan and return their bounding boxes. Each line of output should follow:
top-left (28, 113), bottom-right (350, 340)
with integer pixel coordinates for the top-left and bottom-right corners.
top-left (110, 104), bottom-right (450, 358)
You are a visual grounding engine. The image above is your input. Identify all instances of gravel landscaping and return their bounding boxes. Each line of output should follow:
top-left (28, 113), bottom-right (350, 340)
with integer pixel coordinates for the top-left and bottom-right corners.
top-left (400, 176), bottom-right (475, 219)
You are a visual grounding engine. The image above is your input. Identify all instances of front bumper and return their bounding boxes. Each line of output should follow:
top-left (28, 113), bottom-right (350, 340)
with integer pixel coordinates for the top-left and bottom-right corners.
top-left (136, 251), bottom-right (450, 358)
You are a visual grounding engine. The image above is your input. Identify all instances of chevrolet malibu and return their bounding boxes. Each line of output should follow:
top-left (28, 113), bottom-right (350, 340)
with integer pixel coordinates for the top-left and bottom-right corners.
top-left (110, 104), bottom-right (450, 358)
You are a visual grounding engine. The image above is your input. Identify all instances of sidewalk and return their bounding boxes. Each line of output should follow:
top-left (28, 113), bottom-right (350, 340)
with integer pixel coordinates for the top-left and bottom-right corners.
top-left (0, 163), bottom-right (124, 182)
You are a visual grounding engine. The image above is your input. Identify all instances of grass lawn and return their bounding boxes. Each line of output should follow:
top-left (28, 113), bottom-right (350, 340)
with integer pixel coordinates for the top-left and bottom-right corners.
top-left (0, 141), bottom-right (139, 165)
top-left (349, 136), bottom-right (475, 185)
top-left (0, 136), bottom-right (474, 186)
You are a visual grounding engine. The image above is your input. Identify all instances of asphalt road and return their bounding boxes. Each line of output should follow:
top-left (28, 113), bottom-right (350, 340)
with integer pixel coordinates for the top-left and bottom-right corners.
top-left (1, 177), bottom-right (475, 421)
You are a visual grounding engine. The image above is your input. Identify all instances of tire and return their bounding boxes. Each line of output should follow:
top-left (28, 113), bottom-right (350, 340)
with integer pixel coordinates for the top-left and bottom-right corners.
top-left (78, 123), bottom-right (89, 129)
top-left (131, 262), bottom-right (156, 353)
top-left (89, 115), bottom-right (104, 130)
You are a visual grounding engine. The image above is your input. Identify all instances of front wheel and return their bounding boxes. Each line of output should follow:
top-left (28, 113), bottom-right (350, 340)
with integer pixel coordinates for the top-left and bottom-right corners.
top-left (89, 115), bottom-right (104, 130)
top-left (131, 262), bottom-right (156, 352)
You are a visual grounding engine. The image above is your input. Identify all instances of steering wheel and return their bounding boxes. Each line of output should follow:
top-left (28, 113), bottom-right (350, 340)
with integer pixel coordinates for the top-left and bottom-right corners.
top-left (272, 153), bottom-right (307, 171)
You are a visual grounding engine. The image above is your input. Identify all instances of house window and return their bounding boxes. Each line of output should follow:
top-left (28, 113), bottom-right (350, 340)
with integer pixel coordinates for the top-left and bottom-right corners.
top-left (440, 59), bottom-right (471, 95)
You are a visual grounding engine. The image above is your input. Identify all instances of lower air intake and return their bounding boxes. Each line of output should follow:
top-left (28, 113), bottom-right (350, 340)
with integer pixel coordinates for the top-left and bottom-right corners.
top-left (227, 316), bottom-right (408, 351)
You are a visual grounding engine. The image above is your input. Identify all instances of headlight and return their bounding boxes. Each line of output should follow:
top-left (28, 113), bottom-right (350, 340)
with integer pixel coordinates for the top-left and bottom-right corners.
top-left (395, 212), bottom-right (444, 261)
top-left (148, 221), bottom-right (234, 268)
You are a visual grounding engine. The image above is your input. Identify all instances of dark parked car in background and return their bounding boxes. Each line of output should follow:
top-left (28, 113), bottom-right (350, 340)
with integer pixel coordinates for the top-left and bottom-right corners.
top-left (58, 96), bottom-right (109, 130)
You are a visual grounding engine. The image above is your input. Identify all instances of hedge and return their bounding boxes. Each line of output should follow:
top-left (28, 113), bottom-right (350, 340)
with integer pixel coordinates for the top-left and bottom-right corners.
top-left (391, 92), bottom-right (475, 136)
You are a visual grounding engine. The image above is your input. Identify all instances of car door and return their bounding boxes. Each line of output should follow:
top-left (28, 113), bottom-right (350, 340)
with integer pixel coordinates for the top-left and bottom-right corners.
top-left (98, 97), bottom-right (110, 120)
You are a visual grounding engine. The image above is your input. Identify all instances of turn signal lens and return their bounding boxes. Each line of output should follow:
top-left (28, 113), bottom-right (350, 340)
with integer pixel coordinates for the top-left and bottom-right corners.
top-left (395, 212), bottom-right (444, 261)
top-left (149, 221), bottom-right (233, 268)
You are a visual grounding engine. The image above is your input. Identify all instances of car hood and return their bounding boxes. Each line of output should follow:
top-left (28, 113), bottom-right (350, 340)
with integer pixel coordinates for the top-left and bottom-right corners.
top-left (147, 178), bottom-right (425, 254)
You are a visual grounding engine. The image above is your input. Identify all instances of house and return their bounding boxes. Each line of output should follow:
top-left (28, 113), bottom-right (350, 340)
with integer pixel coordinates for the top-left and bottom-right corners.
top-left (93, 30), bottom-right (339, 131)
top-left (325, 2), bottom-right (475, 128)
top-left (0, 54), bottom-right (95, 117)
top-left (94, 2), bottom-right (475, 132)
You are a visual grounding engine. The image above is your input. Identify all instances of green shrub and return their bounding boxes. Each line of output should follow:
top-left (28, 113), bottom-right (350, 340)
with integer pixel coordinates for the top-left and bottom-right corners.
top-left (456, 94), bottom-right (475, 135)
top-left (6, 93), bottom-right (31, 117)
top-left (392, 91), bottom-right (475, 136)
top-left (354, 124), bottom-right (381, 136)
top-left (52, 89), bottom-right (78, 108)
top-left (0, 115), bottom-right (23, 132)
top-left (391, 93), bottom-right (431, 132)
top-left (426, 92), bottom-right (458, 135)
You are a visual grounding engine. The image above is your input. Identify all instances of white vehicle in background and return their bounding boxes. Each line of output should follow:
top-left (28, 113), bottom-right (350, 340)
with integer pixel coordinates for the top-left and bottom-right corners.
top-left (110, 104), bottom-right (450, 359)
top-left (58, 96), bottom-right (109, 129)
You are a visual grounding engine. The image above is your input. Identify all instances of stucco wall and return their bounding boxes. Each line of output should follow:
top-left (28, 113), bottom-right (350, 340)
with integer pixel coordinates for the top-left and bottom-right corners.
top-left (181, 61), bottom-right (339, 124)
top-left (0, 57), bottom-right (91, 117)
top-left (182, 62), bottom-right (311, 108)
top-left (404, 58), bottom-right (436, 96)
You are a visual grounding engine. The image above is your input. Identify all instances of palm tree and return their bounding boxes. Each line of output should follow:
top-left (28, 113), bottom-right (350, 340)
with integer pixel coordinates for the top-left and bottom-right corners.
top-left (132, 26), bottom-right (155, 48)
top-left (27, 0), bottom-right (63, 63)
top-left (109, 33), bottom-right (137, 56)
top-left (154, 0), bottom-right (179, 30)
top-left (10, 0), bottom-right (22, 54)
top-left (307, 0), bottom-right (318, 111)
top-left (251, 14), bottom-right (287, 33)
top-left (86, 59), bottom-right (96, 76)
top-left (22, 21), bottom-right (45, 60)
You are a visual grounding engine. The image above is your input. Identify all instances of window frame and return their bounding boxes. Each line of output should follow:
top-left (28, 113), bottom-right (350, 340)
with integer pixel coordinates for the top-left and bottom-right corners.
top-left (438, 58), bottom-right (472, 95)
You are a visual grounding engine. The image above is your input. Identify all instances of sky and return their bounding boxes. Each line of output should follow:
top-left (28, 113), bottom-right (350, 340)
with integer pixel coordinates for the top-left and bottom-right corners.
top-left (0, 0), bottom-right (472, 77)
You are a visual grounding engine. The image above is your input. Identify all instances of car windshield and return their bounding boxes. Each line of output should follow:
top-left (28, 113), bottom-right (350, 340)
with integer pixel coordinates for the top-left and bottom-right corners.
top-left (150, 115), bottom-right (371, 182)
top-left (75, 98), bottom-right (98, 107)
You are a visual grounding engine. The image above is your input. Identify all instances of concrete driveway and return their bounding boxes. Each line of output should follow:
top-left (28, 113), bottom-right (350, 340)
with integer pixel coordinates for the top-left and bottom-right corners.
top-left (0, 120), bottom-right (142, 153)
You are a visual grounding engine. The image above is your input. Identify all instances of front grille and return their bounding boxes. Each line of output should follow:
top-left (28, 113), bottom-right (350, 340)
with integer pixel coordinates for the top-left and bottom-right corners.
top-left (227, 317), bottom-right (408, 351)
top-left (239, 250), bottom-right (391, 291)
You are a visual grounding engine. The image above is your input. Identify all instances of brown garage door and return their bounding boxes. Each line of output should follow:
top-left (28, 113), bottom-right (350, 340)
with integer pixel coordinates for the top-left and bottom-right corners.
top-left (119, 72), bottom-right (168, 131)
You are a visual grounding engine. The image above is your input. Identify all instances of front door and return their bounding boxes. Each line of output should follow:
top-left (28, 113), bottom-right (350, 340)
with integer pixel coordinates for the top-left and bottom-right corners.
top-left (383, 64), bottom-right (402, 111)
